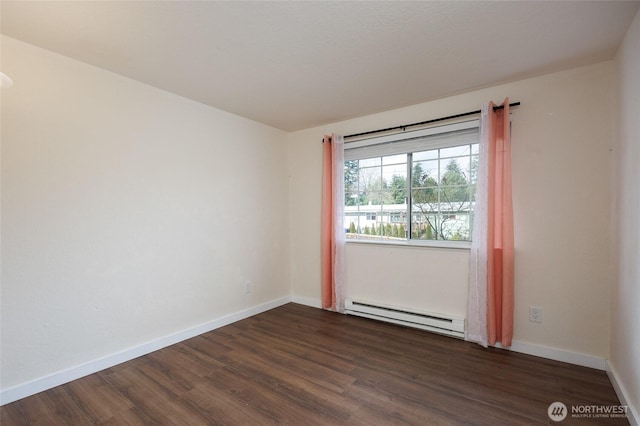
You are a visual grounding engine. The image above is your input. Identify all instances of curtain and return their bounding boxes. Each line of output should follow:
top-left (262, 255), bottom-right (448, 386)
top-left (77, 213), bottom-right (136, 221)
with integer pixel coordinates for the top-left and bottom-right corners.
top-left (468, 99), bottom-right (514, 347)
top-left (321, 134), bottom-right (346, 312)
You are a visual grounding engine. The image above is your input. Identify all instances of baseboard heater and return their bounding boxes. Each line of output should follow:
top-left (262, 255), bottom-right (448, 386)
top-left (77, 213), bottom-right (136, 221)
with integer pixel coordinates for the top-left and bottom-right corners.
top-left (345, 298), bottom-right (465, 339)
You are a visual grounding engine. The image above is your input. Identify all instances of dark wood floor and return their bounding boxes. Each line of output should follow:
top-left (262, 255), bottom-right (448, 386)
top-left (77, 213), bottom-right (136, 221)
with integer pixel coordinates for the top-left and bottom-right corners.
top-left (1, 303), bottom-right (627, 425)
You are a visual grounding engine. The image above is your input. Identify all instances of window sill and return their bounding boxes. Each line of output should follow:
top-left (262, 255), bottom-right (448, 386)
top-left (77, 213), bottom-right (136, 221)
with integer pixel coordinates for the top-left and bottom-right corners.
top-left (345, 238), bottom-right (471, 250)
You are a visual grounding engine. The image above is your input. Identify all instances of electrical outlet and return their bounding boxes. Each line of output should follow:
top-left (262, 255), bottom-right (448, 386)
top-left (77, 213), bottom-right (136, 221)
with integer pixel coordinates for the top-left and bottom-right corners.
top-left (529, 306), bottom-right (543, 323)
top-left (245, 281), bottom-right (252, 294)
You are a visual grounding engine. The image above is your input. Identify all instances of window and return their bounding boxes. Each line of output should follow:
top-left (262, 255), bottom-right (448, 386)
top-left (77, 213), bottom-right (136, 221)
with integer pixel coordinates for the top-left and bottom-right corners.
top-left (344, 120), bottom-right (478, 245)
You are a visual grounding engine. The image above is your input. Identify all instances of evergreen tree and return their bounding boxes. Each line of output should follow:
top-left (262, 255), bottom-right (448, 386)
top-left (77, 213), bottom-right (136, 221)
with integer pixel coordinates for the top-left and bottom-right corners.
top-left (469, 156), bottom-right (478, 200)
top-left (349, 222), bottom-right (356, 233)
top-left (441, 159), bottom-right (468, 202)
top-left (385, 223), bottom-right (392, 236)
top-left (390, 175), bottom-right (407, 204)
top-left (412, 162), bottom-right (424, 188)
top-left (412, 162), bottom-right (438, 204)
top-left (344, 160), bottom-right (360, 206)
top-left (425, 222), bottom-right (434, 240)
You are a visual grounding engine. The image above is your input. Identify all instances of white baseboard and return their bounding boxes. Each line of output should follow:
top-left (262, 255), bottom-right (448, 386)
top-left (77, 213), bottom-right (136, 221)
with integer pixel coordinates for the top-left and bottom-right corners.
top-left (606, 360), bottom-right (639, 426)
top-left (493, 340), bottom-right (606, 370)
top-left (3, 296), bottom-right (618, 411)
top-left (0, 296), bottom-right (291, 406)
top-left (291, 295), bottom-right (322, 308)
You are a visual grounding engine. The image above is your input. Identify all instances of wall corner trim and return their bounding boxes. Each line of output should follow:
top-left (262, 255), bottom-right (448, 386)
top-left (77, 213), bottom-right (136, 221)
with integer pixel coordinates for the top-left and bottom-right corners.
top-left (0, 296), bottom-right (292, 406)
top-left (291, 295), bottom-right (323, 309)
top-left (606, 360), bottom-right (639, 426)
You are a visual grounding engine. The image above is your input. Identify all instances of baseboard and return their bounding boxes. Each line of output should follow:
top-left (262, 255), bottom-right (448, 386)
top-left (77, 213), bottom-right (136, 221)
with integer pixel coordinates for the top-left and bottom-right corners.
top-left (291, 295), bottom-right (322, 308)
top-left (606, 360), bottom-right (639, 426)
top-left (493, 340), bottom-right (606, 370)
top-left (5, 297), bottom-right (611, 407)
top-left (0, 296), bottom-right (291, 406)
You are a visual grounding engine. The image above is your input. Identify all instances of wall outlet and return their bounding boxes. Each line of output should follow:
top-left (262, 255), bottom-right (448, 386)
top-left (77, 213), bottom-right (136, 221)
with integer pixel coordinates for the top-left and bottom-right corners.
top-left (245, 281), bottom-right (252, 294)
top-left (529, 306), bottom-right (543, 323)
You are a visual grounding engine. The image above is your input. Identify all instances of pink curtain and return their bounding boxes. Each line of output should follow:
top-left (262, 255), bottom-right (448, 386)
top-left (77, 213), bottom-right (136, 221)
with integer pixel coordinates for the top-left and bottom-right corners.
top-left (468, 99), bottom-right (514, 347)
top-left (321, 134), bottom-right (345, 311)
top-left (486, 99), bottom-right (514, 346)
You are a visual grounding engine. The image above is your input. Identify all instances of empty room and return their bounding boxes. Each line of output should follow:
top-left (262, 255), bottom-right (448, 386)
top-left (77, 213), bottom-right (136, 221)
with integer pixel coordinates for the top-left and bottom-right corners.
top-left (1, 1), bottom-right (639, 424)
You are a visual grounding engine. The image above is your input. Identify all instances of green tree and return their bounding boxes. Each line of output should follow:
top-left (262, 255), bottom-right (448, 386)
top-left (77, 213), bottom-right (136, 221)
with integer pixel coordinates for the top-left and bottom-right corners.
top-left (398, 223), bottom-right (406, 238)
top-left (470, 156), bottom-right (479, 184)
top-left (366, 177), bottom-right (393, 205)
top-left (349, 222), bottom-right (356, 233)
top-left (385, 223), bottom-right (392, 237)
top-left (412, 162), bottom-right (438, 204)
top-left (425, 222), bottom-right (434, 240)
top-left (364, 226), bottom-right (370, 235)
top-left (390, 175), bottom-right (407, 204)
top-left (469, 156), bottom-right (478, 200)
top-left (412, 161), bottom-right (424, 187)
top-left (344, 160), bottom-right (361, 206)
top-left (441, 160), bottom-right (468, 202)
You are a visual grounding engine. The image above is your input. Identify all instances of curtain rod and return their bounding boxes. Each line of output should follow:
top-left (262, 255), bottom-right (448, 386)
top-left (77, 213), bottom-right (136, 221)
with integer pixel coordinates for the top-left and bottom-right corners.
top-left (339, 101), bottom-right (520, 141)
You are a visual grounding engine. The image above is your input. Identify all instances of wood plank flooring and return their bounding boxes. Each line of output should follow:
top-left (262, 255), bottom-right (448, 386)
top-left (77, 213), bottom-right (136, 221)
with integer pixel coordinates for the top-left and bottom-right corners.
top-left (1, 303), bottom-right (628, 425)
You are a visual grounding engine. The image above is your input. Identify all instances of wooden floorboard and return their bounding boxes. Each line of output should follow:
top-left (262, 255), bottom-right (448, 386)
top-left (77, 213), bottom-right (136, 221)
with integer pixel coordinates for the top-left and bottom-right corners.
top-left (1, 303), bottom-right (628, 425)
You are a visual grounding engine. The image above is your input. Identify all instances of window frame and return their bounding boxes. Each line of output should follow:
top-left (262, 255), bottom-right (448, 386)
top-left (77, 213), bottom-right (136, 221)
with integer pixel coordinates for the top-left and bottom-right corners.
top-left (344, 120), bottom-right (479, 250)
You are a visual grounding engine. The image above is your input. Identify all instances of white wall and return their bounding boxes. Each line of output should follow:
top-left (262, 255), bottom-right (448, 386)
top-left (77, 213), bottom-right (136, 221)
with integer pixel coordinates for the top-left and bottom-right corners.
top-left (611, 9), bottom-right (640, 419)
top-left (0, 36), bottom-right (290, 391)
top-left (290, 62), bottom-right (614, 360)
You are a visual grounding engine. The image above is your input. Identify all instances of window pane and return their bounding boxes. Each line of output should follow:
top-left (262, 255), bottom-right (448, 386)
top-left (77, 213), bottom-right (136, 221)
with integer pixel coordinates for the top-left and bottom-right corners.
top-left (358, 157), bottom-right (381, 168)
top-left (410, 144), bottom-right (477, 241)
top-left (440, 159), bottom-right (470, 204)
top-left (413, 150), bottom-right (438, 161)
top-left (345, 204), bottom-right (408, 241)
top-left (386, 171), bottom-right (408, 205)
top-left (469, 155), bottom-right (479, 185)
top-left (344, 154), bottom-right (408, 241)
top-left (454, 156), bottom-right (471, 174)
top-left (411, 212), bottom-right (472, 241)
top-left (359, 165), bottom-right (382, 193)
top-left (412, 159), bottom-right (438, 188)
top-left (441, 144), bottom-right (473, 158)
top-left (383, 153), bottom-right (407, 165)
top-left (344, 160), bottom-right (360, 206)
top-left (382, 164), bottom-right (406, 182)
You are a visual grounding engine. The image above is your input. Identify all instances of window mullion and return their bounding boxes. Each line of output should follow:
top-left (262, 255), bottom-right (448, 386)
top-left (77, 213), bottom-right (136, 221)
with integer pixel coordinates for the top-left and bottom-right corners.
top-left (407, 153), bottom-right (413, 240)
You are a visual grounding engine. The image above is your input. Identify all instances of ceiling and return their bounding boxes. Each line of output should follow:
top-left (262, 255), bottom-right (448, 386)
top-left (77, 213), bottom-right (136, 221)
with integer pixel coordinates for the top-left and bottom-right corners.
top-left (1, 1), bottom-right (638, 132)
